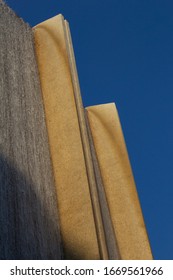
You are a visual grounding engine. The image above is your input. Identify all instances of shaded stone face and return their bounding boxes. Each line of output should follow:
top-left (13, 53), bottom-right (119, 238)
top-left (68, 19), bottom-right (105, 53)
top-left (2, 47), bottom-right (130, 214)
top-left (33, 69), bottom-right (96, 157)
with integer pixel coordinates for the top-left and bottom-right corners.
top-left (0, 1), bottom-right (62, 259)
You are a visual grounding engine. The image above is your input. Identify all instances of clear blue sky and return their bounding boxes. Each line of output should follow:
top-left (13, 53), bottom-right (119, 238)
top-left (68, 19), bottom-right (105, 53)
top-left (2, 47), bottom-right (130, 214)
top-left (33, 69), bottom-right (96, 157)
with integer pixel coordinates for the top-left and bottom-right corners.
top-left (6, 0), bottom-right (173, 260)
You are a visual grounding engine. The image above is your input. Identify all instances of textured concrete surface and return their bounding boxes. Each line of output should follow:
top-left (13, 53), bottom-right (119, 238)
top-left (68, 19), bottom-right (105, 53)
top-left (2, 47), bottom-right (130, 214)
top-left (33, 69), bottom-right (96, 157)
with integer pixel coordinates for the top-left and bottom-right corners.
top-left (86, 103), bottom-right (153, 259)
top-left (0, 1), bottom-right (62, 259)
top-left (33, 15), bottom-right (100, 259)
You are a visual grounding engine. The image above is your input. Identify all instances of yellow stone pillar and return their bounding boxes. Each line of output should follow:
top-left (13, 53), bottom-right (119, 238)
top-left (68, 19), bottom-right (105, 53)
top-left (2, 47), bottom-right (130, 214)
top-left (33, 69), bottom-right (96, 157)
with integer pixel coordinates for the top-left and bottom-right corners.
top-left (33, 15), bottom-right (100, 260)
top-left (86, 103), bottom-right (153, 259)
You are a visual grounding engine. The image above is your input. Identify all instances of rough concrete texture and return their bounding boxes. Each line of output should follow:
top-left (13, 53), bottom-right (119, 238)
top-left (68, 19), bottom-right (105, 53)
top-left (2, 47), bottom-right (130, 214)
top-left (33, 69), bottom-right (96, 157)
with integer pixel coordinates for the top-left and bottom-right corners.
top-left (86, 103), bottom-right (153, 259)
top-left (0, 1), bottom-right (62, 259)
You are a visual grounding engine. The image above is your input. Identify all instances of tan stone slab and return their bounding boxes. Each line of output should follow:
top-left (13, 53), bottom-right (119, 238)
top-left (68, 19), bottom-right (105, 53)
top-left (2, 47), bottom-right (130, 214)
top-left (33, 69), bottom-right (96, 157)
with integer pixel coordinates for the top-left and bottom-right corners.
top-left (33, 15), bottom-right (100, 259)
top-left (63, 21), bottom-right (108, 260)
top-left (85, 112), bottom-right (120, 260)
top-left (86, 103), bottom-right (153, 260)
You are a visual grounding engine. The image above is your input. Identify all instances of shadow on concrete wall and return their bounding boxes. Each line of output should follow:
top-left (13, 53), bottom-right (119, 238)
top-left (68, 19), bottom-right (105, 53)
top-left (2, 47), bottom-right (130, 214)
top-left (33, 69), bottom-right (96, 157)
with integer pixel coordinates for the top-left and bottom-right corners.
top-left (0, 154), bottom-right (90, 260)
top-left (0, 154), bottom-right (63, 260)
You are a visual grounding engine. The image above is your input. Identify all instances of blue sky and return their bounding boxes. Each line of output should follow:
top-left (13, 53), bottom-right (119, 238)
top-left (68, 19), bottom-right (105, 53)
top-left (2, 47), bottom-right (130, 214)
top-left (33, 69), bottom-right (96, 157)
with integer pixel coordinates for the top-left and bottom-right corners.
top-left (6, 0), bottom-right (173, 259)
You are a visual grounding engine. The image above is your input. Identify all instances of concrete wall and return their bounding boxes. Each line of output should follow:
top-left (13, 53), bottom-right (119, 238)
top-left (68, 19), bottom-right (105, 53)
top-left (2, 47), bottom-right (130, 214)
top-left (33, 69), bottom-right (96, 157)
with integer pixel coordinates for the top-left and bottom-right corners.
top-left (0, 1), bottom-right (62, 259)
